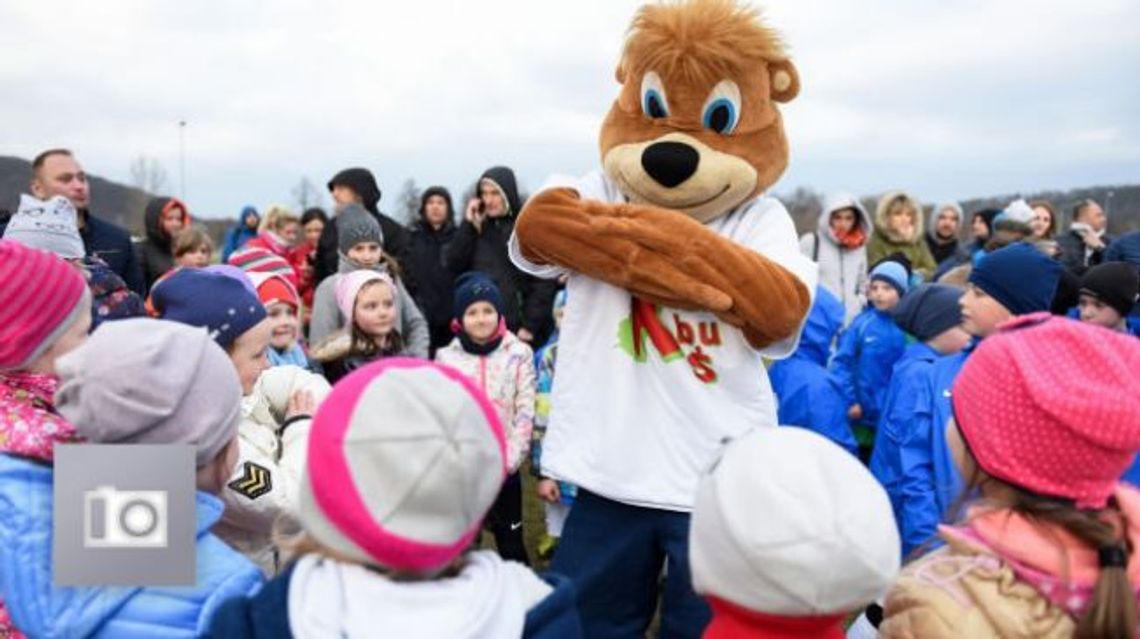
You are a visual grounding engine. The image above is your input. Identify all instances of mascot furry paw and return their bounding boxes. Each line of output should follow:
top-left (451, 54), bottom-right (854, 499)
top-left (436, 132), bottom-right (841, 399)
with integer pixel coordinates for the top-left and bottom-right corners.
top-left (508, 1), bottom-right (816, 635)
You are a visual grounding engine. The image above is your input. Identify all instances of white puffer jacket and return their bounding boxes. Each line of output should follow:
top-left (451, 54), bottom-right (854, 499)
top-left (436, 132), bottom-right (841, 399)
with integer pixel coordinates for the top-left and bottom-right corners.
top-left (214, 365), bottom-right (330, 575)
top-left (799, 192), bottom-right (870, 325)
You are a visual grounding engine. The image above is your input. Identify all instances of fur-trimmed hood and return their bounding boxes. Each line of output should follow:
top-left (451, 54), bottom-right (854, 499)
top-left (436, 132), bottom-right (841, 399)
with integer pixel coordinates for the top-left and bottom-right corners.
top-left (874, 191), bottom-right (925, 244)
top-left (816, 192), bottom-right (871, 245)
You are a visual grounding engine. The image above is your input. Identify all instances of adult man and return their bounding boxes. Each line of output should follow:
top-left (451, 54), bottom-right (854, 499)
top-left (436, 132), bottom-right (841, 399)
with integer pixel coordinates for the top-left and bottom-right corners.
top-left (313, 167), bottom-right (409, 285)
top-left (23, 149), bottom-right (144, 294)
top-left (924, 201), bottom-right (964, 266)
top-left (1057, 199), bottom-right (1113, 274)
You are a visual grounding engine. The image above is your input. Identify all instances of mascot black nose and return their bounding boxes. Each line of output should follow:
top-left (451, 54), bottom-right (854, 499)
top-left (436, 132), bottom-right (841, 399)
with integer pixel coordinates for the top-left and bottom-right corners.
top-left (641, 141), bottom-right (699, 188)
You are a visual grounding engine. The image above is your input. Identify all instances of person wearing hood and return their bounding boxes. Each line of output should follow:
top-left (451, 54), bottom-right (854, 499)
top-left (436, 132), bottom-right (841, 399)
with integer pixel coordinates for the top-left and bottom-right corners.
top-left (445, 166), bottom-right (557, 345)
top-left (0, 319), bottom-right (264, 638)
top-left (315, 167), bottom-right (410, 286)
top-left (924, 201), bottom-right (965, 266)
top-left (222, 206), bottom-right (261, 262)
top-left (308, 204), bottom-right (430, 357)
top-left (137, 196), bottom-right (191, 292)
top-left (799, 193), bottom-right (869, 324)
top-left (406, 186), bottom-right (459, 354)
top-left (867, 191), bottom-right (938, 282)
top-left (769, 286), bottom-right (858, 457)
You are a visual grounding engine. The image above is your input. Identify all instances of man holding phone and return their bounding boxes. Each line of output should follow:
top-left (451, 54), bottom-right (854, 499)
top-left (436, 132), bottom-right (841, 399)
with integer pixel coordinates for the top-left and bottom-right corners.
top-left (445, 166), bottom-right (556, 344)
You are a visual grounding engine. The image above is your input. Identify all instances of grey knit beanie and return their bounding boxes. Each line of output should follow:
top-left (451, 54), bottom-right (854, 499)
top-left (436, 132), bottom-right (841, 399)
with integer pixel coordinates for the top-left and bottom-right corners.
top-left (55, 318), bottom-right (242, 467)
top-left (337, 203), bottom-right (384, 254)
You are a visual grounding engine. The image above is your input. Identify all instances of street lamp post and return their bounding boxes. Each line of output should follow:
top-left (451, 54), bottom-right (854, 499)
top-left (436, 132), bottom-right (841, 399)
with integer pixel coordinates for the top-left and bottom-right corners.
top-left (178, 120), bottom-right (187, 201)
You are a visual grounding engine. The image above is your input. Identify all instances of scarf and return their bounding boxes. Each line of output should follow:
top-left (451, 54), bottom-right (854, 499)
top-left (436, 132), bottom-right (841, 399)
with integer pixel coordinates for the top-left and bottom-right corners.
top-left (834, 224), bottom-right (867, 250)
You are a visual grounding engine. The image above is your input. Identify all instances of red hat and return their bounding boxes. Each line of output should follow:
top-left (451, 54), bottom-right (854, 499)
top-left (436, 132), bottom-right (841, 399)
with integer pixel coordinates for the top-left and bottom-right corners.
top-left (0, 240), bottom-right (90, 370)
top-left (952, 313), bottom-right (1140, 508)
top-left (250, 272), bottom-right (300, 309)
top-left (227, 246), bottom-right (299, 289)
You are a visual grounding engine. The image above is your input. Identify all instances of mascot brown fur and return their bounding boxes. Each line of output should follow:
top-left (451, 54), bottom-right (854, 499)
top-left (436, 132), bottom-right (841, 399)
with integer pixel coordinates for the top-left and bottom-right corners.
top-left (516, 0), bottom-right (811, 346)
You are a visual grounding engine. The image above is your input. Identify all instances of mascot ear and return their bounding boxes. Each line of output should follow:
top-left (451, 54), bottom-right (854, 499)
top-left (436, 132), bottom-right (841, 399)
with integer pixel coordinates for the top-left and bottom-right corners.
top-left (769, 59), bottom-right (800, 103)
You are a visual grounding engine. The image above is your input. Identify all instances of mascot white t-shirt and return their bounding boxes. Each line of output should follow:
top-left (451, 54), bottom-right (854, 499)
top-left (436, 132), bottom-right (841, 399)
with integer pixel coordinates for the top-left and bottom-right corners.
top-left (509, 170), bottom-right (816, 512)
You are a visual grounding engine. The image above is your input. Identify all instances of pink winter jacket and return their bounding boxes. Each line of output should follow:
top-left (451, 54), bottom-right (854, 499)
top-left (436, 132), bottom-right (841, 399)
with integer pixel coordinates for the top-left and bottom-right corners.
top-left (0, 371), bottom-right (82, 639)
top-left (435, 332), bottom-right (536, 473)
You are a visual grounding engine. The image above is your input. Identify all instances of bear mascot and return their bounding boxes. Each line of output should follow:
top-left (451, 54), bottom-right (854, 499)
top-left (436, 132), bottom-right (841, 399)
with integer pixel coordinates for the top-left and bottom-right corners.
top-left (509, 0), bottom-right (817, 636)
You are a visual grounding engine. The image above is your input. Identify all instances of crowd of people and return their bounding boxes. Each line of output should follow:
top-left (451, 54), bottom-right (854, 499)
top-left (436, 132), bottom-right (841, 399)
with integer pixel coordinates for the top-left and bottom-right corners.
top-left (0, 146), bottom-right (1139, 638)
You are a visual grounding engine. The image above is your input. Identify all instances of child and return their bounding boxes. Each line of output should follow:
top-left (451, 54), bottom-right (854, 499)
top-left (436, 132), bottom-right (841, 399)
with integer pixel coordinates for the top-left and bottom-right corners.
top-left (0, 319), bottom-right (264, 638)
top-left (532, 289), bottom-right (576, 558)
top-left (869, 284), bottom-right (969, 545)
top-left (897, 242), bottom-right (1061, 555)
top-left (1077, 261), bottom-right (1139, 334)
top-left (310, 270), bottom-right (407, 384)
top-left (291, 207), bottom-right (328, 330)
top-left (3, 194), bottom-right (144, 329)
top-left (228, 246), bottom-right (300, 290)
top-left (206, 359), bottom-right (581, 639)
top-left (151, 267), bottom-right (330, 574)
top-left (0, 240), bottom-right (93, 639)
top-left (173, 226), bottom-right (215, 268)
top-left (309, 204), bottom-right (429, 356)
top-left (769, 286), bottom-right (859, 456)
top-left (690, 427), bottom-right (900, 639)
top-left (881, 315), bottom-right (1140, 638)
top-left (247, 205), bottom-right (300, 259)
top-left (250, 272), bottom-right (308, 368)
top-left (436, 272), bottom-right (537, 565)
top-left (137, 196), bottom-right (191, 291)
top-left (830, 260), bottom-right (909, 461)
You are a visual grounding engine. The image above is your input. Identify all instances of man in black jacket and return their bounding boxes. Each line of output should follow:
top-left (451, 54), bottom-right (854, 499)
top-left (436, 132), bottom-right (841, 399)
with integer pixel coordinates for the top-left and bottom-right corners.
top-left (445, 166), bottom-right (556, 345)
top-left (27, 149), bottom-right (144, 294)
top-left (1057, 199), bottom-right (1114, 275)
top-left (314, 167), bottom-right (410, 286)
top-left (406, 186), bottom-right (458, 355)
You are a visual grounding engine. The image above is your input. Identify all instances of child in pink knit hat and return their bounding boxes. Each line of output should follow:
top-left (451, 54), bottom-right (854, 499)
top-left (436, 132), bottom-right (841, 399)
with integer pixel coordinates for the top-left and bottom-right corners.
top-left (310, 270), bottom-right (405, 384)
top-left (206, 359), bottom-right (582, 639)
top-left (881, 314), bottom-right (1140, 639)
top-left (0, 240), bottom-right (92, 638)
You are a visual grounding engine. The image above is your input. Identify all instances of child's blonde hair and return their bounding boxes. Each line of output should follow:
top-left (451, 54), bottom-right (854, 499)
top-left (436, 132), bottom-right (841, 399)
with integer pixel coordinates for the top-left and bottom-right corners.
top-left (259, 205), bottom-right (299, 234)
top-left (172, 227), bottom-right (214, 258)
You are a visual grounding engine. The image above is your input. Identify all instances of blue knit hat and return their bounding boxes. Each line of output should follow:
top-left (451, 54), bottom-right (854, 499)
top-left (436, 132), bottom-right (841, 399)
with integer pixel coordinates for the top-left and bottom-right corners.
top-left (453, 272), bottom-right (504, 319)
top-left (869, 261), bottom-right (909, 297)
top-left (891, 284), bottom-right (963, 342)
top-left (151, 268), bottom-right (267, 348)
top-left (969, 242), bottom-right (1061, 316)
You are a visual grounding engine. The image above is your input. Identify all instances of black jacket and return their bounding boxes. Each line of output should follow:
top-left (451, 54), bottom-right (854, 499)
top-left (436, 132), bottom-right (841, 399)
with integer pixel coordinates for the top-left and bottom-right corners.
top-left (443, 167), bottom-right (556, 342)
top-left (315, 168), bottom-right (410, 285)
top-left (136, 197), bottom-right (188, 293)
top-left (82, 210), bottom-right (144, 295)
top-left (405, 186), bottom-right (459, 353)
top-left (1057, 228), bottom-right (1114, 275)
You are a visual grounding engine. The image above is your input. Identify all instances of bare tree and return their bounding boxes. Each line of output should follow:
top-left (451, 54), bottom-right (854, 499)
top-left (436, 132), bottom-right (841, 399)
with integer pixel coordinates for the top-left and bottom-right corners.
top-left (778, 186), bottom-right (823, 235)
top-left (292, 176), bottom-right (324, 212)
top-left (396, 178), bottom-right (422, 225)
top-left (129, 156), bottom-right (168, 194)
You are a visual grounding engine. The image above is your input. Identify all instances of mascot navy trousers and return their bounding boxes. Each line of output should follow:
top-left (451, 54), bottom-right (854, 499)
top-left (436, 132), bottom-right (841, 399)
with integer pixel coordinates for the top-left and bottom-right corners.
top-left (551, 489), bottom-right (710, 639)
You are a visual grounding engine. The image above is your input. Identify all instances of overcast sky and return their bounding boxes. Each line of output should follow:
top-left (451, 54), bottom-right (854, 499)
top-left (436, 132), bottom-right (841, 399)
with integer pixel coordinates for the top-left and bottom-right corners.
top-left (3, 0), bottom-right (1138, 219)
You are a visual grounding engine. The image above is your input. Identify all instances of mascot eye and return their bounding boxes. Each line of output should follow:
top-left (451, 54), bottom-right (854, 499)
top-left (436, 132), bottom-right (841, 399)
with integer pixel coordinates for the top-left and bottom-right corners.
top-left (701, 80), bottom-right (742, 135)
top-left (640, 71), bottom-right (670, 119)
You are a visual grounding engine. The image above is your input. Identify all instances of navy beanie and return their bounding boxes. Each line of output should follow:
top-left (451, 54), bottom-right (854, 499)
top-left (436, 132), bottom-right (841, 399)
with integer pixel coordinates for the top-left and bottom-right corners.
top-left (968, 243), bottom-right (1061, 316)
top-left (453, 271), bottom-right (504, 319)
top-left (151, 268), bottom-right (267, 348)
top-left (891, 284), bottom-right (963, 342)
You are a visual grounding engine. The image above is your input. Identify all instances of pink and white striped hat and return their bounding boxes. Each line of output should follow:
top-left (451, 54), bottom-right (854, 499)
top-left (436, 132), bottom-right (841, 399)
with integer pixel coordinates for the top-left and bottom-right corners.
top-left (299, 358), bottom-right (507, 573)
top-left (0, 239), bottom-right (90, 370)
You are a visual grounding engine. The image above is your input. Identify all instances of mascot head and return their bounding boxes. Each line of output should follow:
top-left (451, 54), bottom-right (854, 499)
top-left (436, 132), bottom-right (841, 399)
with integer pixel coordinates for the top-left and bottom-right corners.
top-left (601, 0), bottom-right (799, 223)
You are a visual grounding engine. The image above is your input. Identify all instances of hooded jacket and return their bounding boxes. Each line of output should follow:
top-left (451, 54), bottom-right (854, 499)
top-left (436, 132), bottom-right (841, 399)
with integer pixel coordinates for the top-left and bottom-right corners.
top-left (315, 168), bottom-right (411, 285)
top-left (405, 186), bottom-right (459, 353)
top-left (307, 255), bottom-right (430, 358)
top-left (444, 167), bottom-right (557, 341)
top-left (829, 306), bottom-right (907, 431)
top-left (867, 191), bottom-right (938, 280)
top-left (769, 287), bottom-right (858, 456)
top-left (0, 454), bottom-right (264, 638)
top-left (137, 196), bottom-right (191, 292)
top-left (924, 201), bottom-right (966, 266)
top-left (223, 206), bottom-right (261, 262)
top-left (799, 193), bottom-right (870, 324)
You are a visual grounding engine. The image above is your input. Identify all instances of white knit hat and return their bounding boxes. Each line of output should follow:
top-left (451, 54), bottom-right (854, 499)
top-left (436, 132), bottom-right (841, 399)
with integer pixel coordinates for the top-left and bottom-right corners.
top-left (3, 194), bottom-right (85, 259)
top-left (690, 427), bottom-right (900, 615)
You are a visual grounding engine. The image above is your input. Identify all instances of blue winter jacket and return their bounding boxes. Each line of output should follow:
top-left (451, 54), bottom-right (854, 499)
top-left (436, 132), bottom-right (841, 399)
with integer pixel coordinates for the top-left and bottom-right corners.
top-left (770, 288), bottom-right (859, 456)
top-left (868, 341), bottom-right (940, 525)
top-left (204, 561), bottom-right (583, 639)
top-left (1104, 230), bottom-right (1140, 266)
top-left (0, 454), bottom-right (263, 638)
top-left (897, 349), bottom-right (969, 557)
top-left (829, 306), bottom-right (907, 429)
top-left (221, 207), bottom-right (260, 262)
